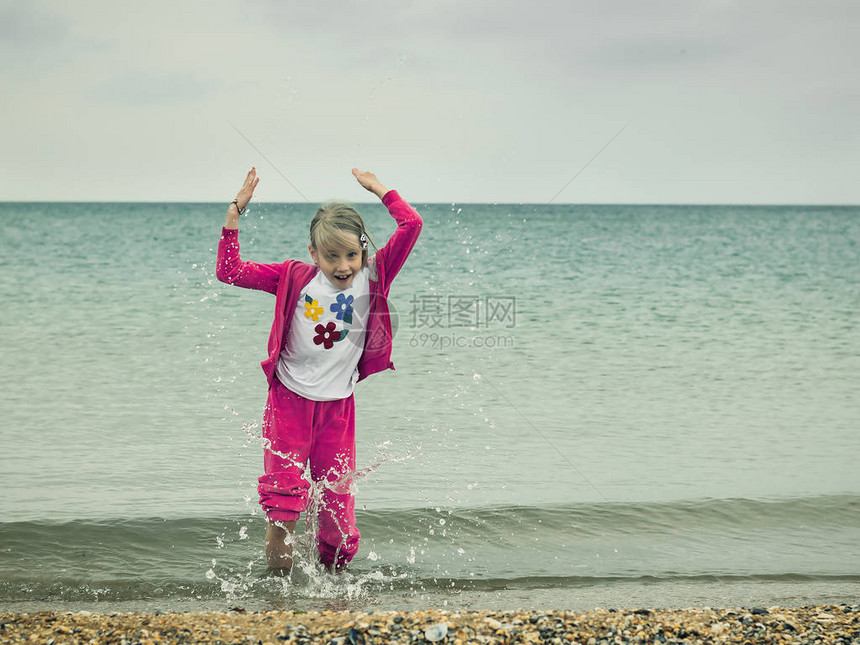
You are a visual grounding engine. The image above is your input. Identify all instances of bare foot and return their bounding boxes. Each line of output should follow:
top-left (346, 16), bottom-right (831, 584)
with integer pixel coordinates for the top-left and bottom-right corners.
top-left (323, 561), bottom-right (348, 574)
top-left (265, 520), bottom-right (296, 572)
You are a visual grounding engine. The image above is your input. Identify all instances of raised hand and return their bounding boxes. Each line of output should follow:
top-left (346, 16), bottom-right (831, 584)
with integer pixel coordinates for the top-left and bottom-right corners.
top-left (352, 168), bottom-right (389, 199)
top-left (235, 167), bottom-right (260, 211)
top-left (225, 167), bottom-right (260, 230)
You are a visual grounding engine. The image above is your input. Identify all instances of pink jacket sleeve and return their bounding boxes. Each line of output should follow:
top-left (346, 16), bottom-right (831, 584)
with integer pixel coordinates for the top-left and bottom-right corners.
top-left (374, 190), bottom-right (423, 288)
top-left (216, 228), bottom-right (281, 295)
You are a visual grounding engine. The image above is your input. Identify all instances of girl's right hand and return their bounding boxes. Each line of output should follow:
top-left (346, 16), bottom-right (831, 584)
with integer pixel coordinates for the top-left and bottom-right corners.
top-left (225, 167), bottom-right (259, 229)
top-left (235, 167), bottom-right (260, 211)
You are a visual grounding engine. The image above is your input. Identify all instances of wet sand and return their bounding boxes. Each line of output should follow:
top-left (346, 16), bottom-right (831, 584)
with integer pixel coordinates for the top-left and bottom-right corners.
top-left (1, 605), bottom-right (858, 644)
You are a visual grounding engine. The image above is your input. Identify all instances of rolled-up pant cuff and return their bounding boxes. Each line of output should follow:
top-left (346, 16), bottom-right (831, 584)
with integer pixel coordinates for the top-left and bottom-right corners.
top-left (266, 509), bottom-right (300, 523)
top-left (318, 537), bottom-right (359, 569)
top-left (258, 470), bottom-right (310, 521)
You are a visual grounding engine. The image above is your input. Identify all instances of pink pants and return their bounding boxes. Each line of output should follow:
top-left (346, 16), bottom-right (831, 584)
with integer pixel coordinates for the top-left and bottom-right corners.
top-left (257, 379), bottom-right (360, 568)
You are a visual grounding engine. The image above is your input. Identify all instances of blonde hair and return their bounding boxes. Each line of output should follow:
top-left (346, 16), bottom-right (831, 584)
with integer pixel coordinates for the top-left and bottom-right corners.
top-left (309, 202), bottom-right (375, 266)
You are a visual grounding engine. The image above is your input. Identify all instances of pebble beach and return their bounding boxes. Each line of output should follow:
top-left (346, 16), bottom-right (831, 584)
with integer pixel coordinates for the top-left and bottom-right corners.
top-left (2, 605), bottom-right (859, 644)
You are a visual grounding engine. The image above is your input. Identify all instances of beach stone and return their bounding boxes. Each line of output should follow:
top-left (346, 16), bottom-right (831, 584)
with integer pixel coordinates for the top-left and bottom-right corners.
top-left (424, 623), bottom-right (447, 642)
top-left (484, 617), bottom-right (502, 630)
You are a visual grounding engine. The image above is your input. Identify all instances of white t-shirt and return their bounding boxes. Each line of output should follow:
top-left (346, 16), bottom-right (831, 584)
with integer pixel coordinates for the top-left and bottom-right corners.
top-left (275, 268), bottom-right (370, 401)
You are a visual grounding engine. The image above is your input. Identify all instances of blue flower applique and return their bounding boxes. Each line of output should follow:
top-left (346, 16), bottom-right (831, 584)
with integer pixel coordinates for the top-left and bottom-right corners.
top-left (330, 293), bottom-right (354, 324)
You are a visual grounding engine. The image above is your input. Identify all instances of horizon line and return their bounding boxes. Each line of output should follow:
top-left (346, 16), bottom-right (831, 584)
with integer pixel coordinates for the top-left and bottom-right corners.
top-left (1, 200), bottom-right (858, 207)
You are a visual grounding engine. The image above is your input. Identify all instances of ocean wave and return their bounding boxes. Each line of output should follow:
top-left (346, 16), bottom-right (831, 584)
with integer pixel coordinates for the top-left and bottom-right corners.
top-left (3, 493), bottom-right (858, 539)
top-left (1, 494), bottom-right (858, 605)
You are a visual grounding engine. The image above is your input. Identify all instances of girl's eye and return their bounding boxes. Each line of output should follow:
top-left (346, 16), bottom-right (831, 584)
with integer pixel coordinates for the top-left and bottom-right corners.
top-left (348, 252), bottom-right (357, 258)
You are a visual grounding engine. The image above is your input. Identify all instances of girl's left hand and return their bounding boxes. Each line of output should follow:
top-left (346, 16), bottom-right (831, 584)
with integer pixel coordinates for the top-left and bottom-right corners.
top-left (352, 168), bottom-right (388, 199)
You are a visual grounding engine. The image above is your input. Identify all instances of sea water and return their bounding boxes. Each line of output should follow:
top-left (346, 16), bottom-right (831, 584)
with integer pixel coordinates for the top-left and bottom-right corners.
top-left (1, 202), bottom-right (858, 611)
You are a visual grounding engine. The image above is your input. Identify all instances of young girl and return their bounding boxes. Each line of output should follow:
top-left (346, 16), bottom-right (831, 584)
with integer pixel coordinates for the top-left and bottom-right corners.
top-left (216, 167), bottom-right (422, 572)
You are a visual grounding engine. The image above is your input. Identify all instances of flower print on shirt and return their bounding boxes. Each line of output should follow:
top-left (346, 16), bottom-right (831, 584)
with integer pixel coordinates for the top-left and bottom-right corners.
top-left (313, 322), bottom-right (349, 350)
top-left (330, 293), bottom-right (354, 324)
top-left (304, 295), bottom-right (324, 322)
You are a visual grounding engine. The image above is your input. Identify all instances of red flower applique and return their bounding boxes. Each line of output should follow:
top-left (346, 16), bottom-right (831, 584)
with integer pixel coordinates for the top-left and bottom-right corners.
top-left (313, 322), bottom-right (349, 349)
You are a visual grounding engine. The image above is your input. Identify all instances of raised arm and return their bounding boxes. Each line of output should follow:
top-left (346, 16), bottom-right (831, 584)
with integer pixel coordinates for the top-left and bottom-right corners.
top-left (352, 168), bottom-right (422, 286)
top-left (216, 168), bottom-right (281, 294)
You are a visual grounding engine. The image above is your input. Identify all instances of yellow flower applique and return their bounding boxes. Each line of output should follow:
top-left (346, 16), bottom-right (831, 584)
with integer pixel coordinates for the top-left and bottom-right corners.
top-left (304, 295), bottom-right (324, 322)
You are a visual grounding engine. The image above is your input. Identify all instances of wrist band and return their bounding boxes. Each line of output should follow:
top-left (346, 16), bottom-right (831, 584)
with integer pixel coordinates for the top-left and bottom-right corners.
top-left (231, 199), bottom-right (246, 216)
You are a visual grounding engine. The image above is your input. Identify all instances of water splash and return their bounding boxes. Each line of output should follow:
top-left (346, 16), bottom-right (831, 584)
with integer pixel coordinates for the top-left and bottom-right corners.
top-left (201, 432), bottom-right (428, 605)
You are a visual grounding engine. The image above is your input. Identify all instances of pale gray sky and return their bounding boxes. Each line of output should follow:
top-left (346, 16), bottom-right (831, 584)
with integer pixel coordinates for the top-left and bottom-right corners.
top-left (1, 1), bottom-right (857, 204)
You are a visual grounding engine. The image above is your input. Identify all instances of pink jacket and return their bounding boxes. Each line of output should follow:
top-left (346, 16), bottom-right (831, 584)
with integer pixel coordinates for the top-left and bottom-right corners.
top-left (216, 190), bottom-right (422, 386)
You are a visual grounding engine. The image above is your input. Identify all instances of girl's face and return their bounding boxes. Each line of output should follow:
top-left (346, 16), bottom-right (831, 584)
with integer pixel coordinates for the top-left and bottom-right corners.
top-left (309, 235), bottom-right (364, 290)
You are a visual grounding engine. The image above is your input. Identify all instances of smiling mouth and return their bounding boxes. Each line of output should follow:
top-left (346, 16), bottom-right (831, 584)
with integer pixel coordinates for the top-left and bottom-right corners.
top-left (334, 274), bottom-right (351, 281)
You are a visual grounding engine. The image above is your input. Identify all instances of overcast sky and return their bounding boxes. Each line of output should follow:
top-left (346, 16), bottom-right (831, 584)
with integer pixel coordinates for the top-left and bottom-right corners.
top-left (1, 1), bottom-right (857, 204)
